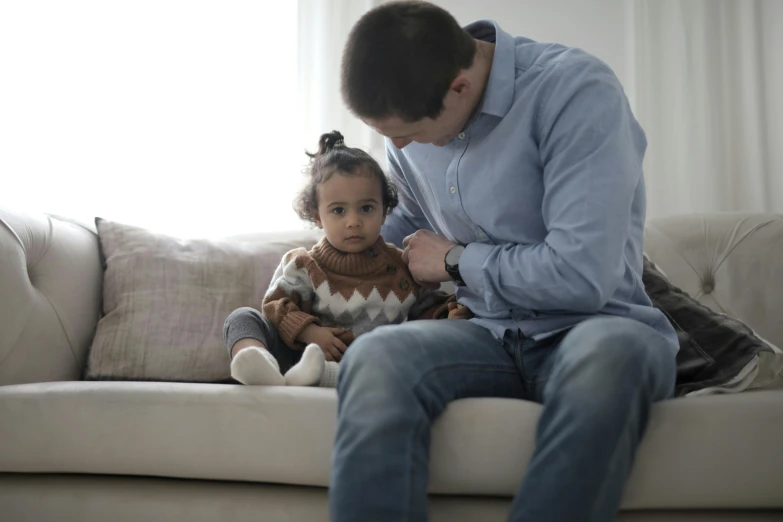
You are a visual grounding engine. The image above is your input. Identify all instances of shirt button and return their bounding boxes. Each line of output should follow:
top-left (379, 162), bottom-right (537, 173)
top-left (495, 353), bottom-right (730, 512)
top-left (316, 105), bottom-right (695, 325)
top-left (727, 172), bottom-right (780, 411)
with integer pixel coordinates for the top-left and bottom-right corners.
top-left (450, 186), bottom-right (457, 194)
top-left (458, 132), bottom-right (466, 140)
top-left (477, 232), bottom-right (485, 240)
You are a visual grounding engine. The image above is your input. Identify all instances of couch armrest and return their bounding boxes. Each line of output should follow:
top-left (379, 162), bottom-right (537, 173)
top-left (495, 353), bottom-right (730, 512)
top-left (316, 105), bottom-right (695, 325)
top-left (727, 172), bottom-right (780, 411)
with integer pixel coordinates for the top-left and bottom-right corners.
top-left (644, 212), bottom-right (783, 348)
top-left (0, 207), bottom-right (101, 385)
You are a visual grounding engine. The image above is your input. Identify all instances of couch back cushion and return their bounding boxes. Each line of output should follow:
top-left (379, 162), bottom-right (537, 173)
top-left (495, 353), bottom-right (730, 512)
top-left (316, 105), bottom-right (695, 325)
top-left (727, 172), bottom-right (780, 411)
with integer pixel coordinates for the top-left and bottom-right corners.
top-left (2, 208), bottom-right (780, 385)
top-left (84, 219), bottom-right (322, 383)
top-left (644, 213), bottom-right (783, 348)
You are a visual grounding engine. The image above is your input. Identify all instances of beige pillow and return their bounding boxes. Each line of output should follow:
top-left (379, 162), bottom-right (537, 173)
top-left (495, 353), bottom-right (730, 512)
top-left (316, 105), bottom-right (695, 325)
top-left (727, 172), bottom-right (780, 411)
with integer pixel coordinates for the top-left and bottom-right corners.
top-left (85, 218), bottom-right (321, 382)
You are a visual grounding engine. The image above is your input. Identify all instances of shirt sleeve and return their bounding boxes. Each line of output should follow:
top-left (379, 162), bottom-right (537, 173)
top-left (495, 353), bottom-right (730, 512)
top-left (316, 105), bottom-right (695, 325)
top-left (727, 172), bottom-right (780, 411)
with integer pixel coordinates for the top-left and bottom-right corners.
top-left (459, 59), bottom-right (645, 314)
top-left (381, 143), bottom-right (433, 248)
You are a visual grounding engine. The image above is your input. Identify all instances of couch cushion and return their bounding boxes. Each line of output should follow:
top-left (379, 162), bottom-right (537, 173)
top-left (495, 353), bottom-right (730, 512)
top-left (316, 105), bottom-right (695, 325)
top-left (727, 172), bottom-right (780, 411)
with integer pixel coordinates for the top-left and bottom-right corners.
top-left (1, 382), bottom-right (782, 509)
top-left (85, 218), bottom-right (322, 383)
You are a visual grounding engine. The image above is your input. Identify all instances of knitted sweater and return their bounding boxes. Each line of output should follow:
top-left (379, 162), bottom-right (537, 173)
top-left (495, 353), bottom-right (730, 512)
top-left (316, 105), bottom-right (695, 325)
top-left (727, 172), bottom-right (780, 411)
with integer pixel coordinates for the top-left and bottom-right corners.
top-left (262, 236), bottom-right (458, 349)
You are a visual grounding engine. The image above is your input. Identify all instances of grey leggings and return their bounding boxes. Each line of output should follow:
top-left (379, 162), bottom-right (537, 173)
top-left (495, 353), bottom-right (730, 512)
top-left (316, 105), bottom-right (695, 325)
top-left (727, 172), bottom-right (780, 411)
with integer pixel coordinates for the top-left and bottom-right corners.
top-left (223, 307), bottom-right (303, 374)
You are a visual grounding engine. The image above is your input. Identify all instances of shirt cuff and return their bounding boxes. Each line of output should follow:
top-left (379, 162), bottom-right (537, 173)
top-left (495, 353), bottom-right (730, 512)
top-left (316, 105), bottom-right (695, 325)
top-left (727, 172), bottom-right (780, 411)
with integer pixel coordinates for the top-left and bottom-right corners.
top-left (459, 242), bottom-right (494, 295)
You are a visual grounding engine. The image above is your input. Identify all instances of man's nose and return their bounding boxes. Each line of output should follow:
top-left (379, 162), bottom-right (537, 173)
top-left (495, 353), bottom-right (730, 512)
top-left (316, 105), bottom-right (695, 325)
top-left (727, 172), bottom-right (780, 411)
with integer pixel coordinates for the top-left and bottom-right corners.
top-left (346, 212), bottom-right (361, 227)
top-left (391, 138), bottom-right (412, 149)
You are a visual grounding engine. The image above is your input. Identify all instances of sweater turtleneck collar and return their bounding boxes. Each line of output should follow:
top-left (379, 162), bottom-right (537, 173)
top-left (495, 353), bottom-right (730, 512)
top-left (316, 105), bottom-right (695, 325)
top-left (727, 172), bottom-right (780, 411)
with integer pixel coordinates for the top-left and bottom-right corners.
top-left (310, 236), bottom-right (393, 277)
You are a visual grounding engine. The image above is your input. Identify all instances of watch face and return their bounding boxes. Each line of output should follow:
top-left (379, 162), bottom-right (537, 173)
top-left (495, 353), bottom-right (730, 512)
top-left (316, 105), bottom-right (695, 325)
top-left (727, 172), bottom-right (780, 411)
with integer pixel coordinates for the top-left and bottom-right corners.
top-left (446, 245), bottom-right (465, 266)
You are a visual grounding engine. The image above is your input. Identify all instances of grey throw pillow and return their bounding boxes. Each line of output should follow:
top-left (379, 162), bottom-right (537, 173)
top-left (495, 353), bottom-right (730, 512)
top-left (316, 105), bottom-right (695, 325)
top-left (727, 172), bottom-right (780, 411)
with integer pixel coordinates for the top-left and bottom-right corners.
top-left (85, 218), bottom-right (320, 382)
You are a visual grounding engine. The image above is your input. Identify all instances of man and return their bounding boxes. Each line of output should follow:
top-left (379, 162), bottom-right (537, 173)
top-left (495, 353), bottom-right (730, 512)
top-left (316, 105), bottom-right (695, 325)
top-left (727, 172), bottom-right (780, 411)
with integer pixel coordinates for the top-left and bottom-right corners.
top-left (332, 2), bottom-right (679, 521)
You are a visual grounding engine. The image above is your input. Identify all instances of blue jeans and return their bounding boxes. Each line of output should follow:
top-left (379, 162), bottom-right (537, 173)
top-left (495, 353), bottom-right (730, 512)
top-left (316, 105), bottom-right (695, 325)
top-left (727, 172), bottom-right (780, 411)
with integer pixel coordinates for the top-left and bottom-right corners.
top-left (330, 316), bottom-right (676, 522)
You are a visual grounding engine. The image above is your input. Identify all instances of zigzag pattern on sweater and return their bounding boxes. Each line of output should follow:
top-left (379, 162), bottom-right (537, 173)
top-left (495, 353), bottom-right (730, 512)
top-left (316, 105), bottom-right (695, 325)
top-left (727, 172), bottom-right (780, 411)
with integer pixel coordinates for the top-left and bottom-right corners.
top-left (319, 308), bottom-right (409, 337)
top-left (312, 281), bottom-right (416, 325)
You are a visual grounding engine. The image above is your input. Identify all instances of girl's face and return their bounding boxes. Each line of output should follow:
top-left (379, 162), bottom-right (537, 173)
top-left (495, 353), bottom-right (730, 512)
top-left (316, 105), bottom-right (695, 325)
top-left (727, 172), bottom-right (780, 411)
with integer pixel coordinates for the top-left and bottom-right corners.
top-left (313, 167), bottom-right (386, 253)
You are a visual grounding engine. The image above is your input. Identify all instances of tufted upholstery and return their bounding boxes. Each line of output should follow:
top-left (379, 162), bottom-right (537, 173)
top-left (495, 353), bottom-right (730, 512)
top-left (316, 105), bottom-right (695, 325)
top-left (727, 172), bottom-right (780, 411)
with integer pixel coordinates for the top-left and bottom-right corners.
top-left (644, 213), bottom-right (783, 347)
top-left (0, 209), bottom-right (101, 385)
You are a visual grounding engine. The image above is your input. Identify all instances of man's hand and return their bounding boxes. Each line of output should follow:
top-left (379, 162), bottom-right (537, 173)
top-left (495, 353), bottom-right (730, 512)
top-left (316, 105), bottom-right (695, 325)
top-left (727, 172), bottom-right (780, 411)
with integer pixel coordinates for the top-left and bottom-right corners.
top-left (402, 230), bottom-right (455, 287)
top-left (297, 324), bottom-right (347, 361)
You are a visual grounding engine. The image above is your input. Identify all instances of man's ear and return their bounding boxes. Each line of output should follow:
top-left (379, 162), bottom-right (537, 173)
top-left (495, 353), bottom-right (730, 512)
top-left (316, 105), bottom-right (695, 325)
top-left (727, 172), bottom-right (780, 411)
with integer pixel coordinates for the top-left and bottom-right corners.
top-left (449, 72), bottom-right (472, 98)
top-left (313, 212), bottom-right (323, 229)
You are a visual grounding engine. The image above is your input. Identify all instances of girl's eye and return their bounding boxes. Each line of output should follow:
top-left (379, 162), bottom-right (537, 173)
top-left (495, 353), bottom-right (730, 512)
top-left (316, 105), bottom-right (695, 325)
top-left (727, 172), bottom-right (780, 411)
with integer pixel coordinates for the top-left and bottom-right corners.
top-left (331, 207), bottom-right (345, 215)
top-left (361, 205), bottom-right (374, 213)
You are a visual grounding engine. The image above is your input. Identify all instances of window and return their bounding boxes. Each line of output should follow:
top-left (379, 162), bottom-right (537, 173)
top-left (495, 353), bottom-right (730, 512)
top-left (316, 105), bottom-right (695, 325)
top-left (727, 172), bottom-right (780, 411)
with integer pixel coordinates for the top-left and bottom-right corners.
top-left (1, 1), bottom-right (305, 238)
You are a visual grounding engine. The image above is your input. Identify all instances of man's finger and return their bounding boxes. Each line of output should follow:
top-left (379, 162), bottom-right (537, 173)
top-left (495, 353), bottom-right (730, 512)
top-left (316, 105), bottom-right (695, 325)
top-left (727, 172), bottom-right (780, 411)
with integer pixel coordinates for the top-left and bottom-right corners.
top-left (335, 339), bottom-right (348, 352)
top-left (401, 246), bottom-right (410, 264)
top-left (402, 233), bottom-right (415, 249)
top-left (331, 327), bottom-right (346, 335)
top-left (324, 350), bottom-right (335, 362)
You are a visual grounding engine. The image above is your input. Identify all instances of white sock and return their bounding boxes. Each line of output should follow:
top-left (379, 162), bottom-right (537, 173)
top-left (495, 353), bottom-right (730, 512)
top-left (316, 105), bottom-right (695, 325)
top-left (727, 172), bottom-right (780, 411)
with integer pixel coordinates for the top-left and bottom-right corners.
top-left (318, 361), bottom-right (339, 388)
top-left (230, 346), bottom-right (285, 386)
top-left (284, 343), bottom-right (325, 386)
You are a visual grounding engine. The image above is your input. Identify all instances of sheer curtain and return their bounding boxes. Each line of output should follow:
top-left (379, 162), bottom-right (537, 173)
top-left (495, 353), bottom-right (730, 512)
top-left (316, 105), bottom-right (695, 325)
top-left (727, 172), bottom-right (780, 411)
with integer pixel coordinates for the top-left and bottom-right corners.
top-left (632, 0), bottom-right (783, 219)
top-left (1, 1), bottom-right (303, 238)
top-left (297, 0), bottom-right (385, 162)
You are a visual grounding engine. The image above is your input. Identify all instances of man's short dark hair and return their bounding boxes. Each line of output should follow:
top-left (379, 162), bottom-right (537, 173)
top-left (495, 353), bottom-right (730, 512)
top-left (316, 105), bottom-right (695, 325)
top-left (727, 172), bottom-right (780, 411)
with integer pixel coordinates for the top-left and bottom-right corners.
top-left (341, 1), bottom-right (476, 123)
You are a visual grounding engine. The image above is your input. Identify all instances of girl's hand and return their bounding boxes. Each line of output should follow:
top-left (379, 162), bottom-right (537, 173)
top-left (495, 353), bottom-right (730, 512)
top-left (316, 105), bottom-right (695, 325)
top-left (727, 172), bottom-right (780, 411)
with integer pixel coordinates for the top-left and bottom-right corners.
top-left (298, 324), bottom-right (348, 361)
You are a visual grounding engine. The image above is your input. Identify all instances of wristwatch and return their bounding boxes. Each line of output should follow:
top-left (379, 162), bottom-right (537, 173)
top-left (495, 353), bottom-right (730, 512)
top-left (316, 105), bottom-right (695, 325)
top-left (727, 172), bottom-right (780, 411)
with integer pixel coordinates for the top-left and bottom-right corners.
top-left (445, 244), bottom-right (466, 286)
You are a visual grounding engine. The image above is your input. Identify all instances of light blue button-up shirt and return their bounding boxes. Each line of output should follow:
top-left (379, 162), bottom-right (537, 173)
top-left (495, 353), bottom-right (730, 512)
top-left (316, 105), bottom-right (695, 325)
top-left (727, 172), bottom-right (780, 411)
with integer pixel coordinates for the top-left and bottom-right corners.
top-left (381, 20), bottom-right (679, 354)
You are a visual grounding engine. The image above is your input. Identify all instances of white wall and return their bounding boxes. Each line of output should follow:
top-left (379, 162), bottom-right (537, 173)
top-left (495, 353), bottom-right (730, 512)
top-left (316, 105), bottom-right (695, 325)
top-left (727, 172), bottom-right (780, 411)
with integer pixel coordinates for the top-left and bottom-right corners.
top-left (432, 0), bottom-right (634, 102)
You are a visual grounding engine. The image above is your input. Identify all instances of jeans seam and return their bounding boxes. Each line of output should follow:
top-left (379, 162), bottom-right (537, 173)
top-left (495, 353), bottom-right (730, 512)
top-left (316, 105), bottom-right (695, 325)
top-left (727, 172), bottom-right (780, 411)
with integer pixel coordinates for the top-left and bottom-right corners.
top-left (407, 414), bottom-right (424, 522)
top-left (588, 393), bottom-right (638, 522)
top-left (588, 346), bottom-right (656, 521)
top-left (405, 363), bottom-right (520, 520)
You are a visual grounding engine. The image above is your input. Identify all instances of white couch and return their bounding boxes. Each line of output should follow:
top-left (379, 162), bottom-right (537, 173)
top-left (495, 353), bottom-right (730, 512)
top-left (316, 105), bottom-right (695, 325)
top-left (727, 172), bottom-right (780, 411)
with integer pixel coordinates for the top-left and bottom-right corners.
top-left (1, 208), bottom-right (782, 522)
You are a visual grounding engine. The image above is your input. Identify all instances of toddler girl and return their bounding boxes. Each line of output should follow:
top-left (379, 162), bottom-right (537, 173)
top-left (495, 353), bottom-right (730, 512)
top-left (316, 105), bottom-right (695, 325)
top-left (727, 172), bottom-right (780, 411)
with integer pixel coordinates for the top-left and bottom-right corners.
top-left (223, 131), bottom-right (468, 387)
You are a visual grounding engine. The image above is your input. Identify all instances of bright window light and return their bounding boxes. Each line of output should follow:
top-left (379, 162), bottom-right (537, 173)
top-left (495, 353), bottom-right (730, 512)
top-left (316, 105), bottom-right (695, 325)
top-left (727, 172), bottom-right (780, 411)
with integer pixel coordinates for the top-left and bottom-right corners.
top-left (1, 1), bottom-right (306, 238)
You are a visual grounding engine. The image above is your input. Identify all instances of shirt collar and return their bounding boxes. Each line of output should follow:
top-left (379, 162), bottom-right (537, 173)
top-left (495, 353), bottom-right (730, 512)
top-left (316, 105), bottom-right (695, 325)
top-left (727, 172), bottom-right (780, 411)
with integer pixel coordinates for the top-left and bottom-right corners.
top-left (463, 20), bottom-right (516, 119)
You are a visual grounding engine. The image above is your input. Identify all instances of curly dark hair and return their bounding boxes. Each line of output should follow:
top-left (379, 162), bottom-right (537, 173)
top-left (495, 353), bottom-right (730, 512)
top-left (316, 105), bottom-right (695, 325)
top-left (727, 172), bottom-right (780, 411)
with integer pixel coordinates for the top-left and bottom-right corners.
top-left (294, 130), bottom-right (399, 225)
